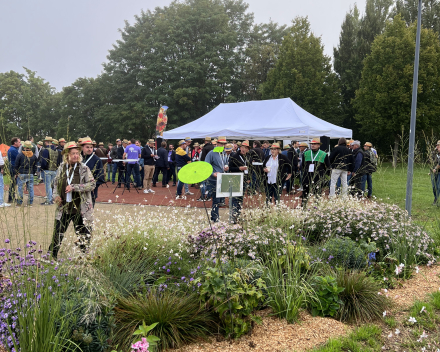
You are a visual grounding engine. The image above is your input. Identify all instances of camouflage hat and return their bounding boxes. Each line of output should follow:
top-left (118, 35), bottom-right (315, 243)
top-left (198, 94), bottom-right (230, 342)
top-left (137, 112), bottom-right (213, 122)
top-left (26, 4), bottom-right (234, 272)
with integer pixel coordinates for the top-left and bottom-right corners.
top-left (23, 140), bottom-right (33, 149)
top-left (51, 139), bottom-right (59, 145)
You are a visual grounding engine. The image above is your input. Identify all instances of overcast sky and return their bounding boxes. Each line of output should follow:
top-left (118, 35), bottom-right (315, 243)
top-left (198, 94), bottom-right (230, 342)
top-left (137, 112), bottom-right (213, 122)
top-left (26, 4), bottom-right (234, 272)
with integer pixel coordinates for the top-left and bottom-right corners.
top-left (0, 0), bottom-right (366, 91)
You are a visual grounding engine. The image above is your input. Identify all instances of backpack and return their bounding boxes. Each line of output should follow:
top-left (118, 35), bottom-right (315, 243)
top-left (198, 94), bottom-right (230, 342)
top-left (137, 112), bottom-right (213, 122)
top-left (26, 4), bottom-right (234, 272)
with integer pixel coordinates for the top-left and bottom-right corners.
top-left (48, 148), bottom-right (59, 171)
top-left (370, 149), bottom-right (378, 166)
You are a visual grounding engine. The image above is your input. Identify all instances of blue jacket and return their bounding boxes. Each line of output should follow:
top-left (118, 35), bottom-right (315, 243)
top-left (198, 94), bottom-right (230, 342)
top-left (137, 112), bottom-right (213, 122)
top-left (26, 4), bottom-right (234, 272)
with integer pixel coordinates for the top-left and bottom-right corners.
top-left (175, 147), bottom-right (191, 168)
top-left (7, 146), bottom-right (19, 167)
top-left (204, 150), bottom-right (231, 182)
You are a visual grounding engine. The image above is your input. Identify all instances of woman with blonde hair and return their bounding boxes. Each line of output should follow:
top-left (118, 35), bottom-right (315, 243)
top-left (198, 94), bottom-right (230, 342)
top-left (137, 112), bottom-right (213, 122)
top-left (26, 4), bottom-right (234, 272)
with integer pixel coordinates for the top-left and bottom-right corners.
top-left (263, 143), bottom-right (291, 204)
top-left (49, 141), bottom-right (96, 260)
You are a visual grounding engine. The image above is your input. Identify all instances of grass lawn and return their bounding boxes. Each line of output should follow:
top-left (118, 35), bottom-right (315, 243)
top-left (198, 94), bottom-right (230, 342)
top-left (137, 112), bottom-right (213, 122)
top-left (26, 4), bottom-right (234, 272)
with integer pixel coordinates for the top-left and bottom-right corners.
top-left (373, 162), bottom-right (440, 226)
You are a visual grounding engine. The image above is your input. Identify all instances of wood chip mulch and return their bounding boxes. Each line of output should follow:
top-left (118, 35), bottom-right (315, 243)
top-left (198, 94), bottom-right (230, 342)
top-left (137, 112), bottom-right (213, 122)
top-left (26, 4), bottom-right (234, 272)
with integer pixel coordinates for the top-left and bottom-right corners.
top-left (173, 309), bottom-right (350, 352)
top-left (389, 264), bottom-right (440, 308)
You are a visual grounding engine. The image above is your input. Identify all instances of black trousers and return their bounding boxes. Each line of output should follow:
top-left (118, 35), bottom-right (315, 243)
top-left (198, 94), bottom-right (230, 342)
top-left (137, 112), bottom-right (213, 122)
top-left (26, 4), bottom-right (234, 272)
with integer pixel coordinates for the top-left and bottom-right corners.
top-left (266, 183), bottom-right (281, 204)
top-left (92, 184), bottom-right (99, 207)
top-left (117, 162), bottom-right (125, 186)
top-left (350, 174), bottom-right (364, 197)
top-left (153, 166), bottom-right (168, 185)
top-left (49, 212), bottom-right (91, 259)
top-left (168, 164), bottom-right (177, 184)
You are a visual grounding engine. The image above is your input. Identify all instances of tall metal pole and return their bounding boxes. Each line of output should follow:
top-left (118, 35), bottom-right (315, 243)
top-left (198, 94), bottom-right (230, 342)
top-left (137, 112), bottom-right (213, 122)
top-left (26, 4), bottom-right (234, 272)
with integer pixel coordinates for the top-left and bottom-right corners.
top-left (405, 0), bottom-right (423, 216)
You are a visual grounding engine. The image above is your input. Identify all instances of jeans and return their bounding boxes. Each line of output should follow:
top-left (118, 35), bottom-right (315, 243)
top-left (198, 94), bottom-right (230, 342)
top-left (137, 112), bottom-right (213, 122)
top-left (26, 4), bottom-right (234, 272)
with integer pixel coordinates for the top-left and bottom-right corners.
top-left (432, 172), bottom-right (440, 201)
top-left (107, 163), bottom-right (112, 181)
top-left (0, 173), bottom-right (4, 204)
top-left (17, 174), bottom-right (34, 205)
top-left (330, 169), bottom-right (348, 197)
top-left (361, 173), bottom-right (373, 197)
top-left (176, 167), bottom-right (189, 195)
top-left (112, 163), bottom-right (118, 182)
top-left (206, 179), bottom-right (221, 222)
top-left (126, 163), bottom-right (141, 188)
top-left (49, 212), bottom-right (91, 259)
top-left (42, 170), bottom-right (57, 203)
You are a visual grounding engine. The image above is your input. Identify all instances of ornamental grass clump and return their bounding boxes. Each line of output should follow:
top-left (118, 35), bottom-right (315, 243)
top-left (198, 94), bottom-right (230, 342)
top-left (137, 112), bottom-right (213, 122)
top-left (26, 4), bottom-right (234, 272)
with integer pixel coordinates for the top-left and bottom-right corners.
top-left (336, 270), bottom-right (392, 323)
top-left (113, 289), bottom-right (216, 351)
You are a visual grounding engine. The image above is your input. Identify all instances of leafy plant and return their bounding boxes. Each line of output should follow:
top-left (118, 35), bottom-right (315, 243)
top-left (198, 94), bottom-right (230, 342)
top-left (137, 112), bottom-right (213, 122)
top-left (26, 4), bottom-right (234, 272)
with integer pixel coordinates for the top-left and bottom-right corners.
top-left (336, 270), bottom-right (392, 323)
top-left (310, 276), bottom-right (344, 317)
top-left (323, 237), bottom-right (368, 269)
top-left (197, 265), bottom-right (265, 339)
top-left (111, 321), bottom-right (160, 352)
top-left (113, 289), bottom-right (215, 351)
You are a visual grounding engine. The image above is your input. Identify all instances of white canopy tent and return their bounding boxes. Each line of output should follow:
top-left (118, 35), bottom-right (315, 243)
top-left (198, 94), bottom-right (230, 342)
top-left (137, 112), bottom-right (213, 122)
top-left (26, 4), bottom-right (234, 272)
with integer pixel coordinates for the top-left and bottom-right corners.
top-left (162, 98), bottom-right (352, 140)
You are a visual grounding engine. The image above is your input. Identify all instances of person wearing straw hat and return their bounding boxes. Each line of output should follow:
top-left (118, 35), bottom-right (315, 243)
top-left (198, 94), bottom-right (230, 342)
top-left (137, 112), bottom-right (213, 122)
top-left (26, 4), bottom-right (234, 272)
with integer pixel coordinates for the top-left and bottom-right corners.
top-left (175, 140), bottom-right (192, 199)
top-left (40, 136), bottom-right (62, 205)
top-left (80, 137), bottom-right (105, 206)
top-left (14, 140), bottom-right (38, 207)
top-left (361, 142), bottom-right (377, 198)
top-left (200, 137), bottom-right (214, 161)
top-left (151, 141), bottom-right (169, 188)
top-left (329, 138), bottom-right (352, 197)
top-left (228, 140), bottom-right (252, 222)
top-left (301, 138), bottom-right (330, 203)
top-left (262, 143), bottom-right (291, 204)
top-left (141, 139), bottom-right (157, 193)
top-left (95, 142), bottom-right (108, 180)
top-left (50, 141), bottom-right (96, 260)
top-left (249, 141), bottom-right (265, 194)
top-left (58, 138), bottom-right (66, 152)
top-left (204, 136), bottom-right (231, 220)
top-left (430, 140), bottom-right (440, 205)
top-left (6, 137), bottom-right (21, 204)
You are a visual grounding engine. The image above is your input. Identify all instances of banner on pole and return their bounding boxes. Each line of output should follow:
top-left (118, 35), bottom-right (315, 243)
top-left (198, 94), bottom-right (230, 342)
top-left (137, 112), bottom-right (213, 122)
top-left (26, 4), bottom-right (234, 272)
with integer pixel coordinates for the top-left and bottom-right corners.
top-left (155, 106), bottom-right (169, 137)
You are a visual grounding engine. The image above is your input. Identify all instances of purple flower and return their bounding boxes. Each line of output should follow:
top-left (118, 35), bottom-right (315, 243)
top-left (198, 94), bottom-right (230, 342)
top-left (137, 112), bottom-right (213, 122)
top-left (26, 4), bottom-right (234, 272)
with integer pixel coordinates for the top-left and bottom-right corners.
top-left (5, 239), bottom-right (10, 244)
top-left (181, 276), bottom-right (186, 280)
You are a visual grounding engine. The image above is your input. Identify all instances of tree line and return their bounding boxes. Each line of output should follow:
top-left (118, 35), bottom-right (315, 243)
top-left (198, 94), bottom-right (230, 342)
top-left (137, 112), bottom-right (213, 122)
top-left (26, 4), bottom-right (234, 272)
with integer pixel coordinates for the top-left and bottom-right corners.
top-left (1, 0), bottom-right (440, 161)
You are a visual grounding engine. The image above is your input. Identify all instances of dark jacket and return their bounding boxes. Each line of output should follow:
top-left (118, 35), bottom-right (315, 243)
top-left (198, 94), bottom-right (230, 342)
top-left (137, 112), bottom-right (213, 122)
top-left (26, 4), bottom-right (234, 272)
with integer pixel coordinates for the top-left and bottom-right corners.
top-left (301, 149), bottom-right (331, 185)
top-left (14, 151), bottom-right (37, 175)
top-left (287, 147), bottom-right (299, 174)
top-left (116, 145), bottom-right (125, 160)
top-left (7, 145), bottom-right (20, 168)
top-left (200, 143), bottom-right (215, 161)
top-left (110, 145), bottom-right (119, 160)
top-left (167, 150), bottom-right (176, 164)
top-left (82, 153), bottom-right (105, 186)
top-left (155, 147), bottom-right (170, 168)
top-left (40, 145), bottom-right (62, 171)
top-left (142, 145), bottom-right (156, 166)
top-left (262, 154), bottom-right (291, 186)
top-left (352, 147), bottom-right (365, 174)
top-left (363, 149), bottom-right (376, 174)
top-left (229, 151), bottom-right (252, 183)
top-left (95, 147), bottom-right (107, 161)
top-left (329, 144), bottom-right (353, 171)
top-left (175, 147), bottom-right (191, 168)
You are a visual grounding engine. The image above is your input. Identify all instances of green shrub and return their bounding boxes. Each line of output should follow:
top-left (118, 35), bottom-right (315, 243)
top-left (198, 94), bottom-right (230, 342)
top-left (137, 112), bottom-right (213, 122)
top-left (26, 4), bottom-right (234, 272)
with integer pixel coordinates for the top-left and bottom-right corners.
top-left (429, 291), bottom-right (440, 310)
top-left (113, 290), bottom-right (215, 351)
top-left (408, 301), bottom-right (437, 330)
top-left (197, 265), bottom-right (266, 339)
top-left (323, 237), bottom-right (367, 270)
top-left (336, 270), bottom-right (392, 323)
top-left (310, 276), bottom-right (344, 317)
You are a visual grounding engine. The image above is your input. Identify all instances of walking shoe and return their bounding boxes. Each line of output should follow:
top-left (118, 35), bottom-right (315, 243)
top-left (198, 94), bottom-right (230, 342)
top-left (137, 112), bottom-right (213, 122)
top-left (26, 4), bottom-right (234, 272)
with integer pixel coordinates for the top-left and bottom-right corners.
top-left (148, 189), bottom-right (155, 193)
top-left (0, 203), bottom-right (11, 207)
top-left (176, 195), bottom-right (185, 200)
top-left (143, 189), bottom-right (149, 194)
top-left (196, 197), bottom-right (205, 202)
top-left (41, 201), bottom-right (53, 206)
top-left (112, 182), bottom-right (115, 184)
top-left (43, 196), bottom-right (47, 199)
top-left (162, 185), bottom-right (166, 187)
top-left (185, 191), bottom-right (194, 195)
top-left (218, 202), bottom-right (226, 207)
top-left (152, 184), bottom-right (157, 187)
top-left (172, 183), bottom-right (176, 186)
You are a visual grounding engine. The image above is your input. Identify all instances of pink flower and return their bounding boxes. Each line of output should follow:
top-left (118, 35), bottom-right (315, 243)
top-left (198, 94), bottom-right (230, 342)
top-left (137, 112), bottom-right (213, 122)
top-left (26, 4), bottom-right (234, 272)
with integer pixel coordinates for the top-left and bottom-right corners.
top-left (131, 337), bottom-right (149, 351)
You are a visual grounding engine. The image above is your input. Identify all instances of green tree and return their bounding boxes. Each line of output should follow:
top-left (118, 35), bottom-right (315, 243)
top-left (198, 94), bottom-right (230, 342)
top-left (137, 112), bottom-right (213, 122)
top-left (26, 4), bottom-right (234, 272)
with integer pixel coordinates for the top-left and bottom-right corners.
top-left (354, 15), bottom-right (440, 165)
top-left (0, 68), bottom-right (57, 144)
top-left (103, 0), bottom-right (253, 139)
top-left (261, 17), bottom-right (341, 125)
top-left (394, 0), bottom-right (440, 36)
top-left (334, 0), bottom-right (394, 136)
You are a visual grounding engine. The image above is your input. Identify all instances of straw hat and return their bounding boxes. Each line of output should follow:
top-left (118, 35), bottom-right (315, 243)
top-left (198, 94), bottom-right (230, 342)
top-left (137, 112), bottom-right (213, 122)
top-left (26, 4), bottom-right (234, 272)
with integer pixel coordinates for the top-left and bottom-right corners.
top-left (310, 138), bottom-right (321, 145)
top-left (436, 140), bottom-right (440, 145)
top-left (148, 139), bottom-right (154, 143)
top-left (37, 141), bottom-right (43, 146)
top-left (237, 141), bottom-right (242, 146)
top-left (98, 142), bottom-right (104, 146)
top-left (241, 140), bottom-right (250, 148)
top-left (63, 141), bottom-right (79, 154)
top-left (224, 143), bottom-right (233, 151)
top-left (51, 139), bottom-right (59, 145)
top-left (283, 144), bottom-right (290, 150)
top-left (23, 140), bottom-right (33, 149)
top-left (44, 136), bottom-right (53, 142)
top-left (185, 137), bottom-right (192, 142)
top-left (179, 140), bottom-right (186, 145)
top-left (205, 137), bottom-right (212, 141)
top-left (270, 143), bottom-right (281, 149)
top-left (92, 140), bottom-right (97, 146)
top-left (122, 139), bottom-right (129, 144)
top-left (116, 138), bottom-right (121, 142)
top-left (79, 137), bottom-right (93, 145)
top-left (364, 142), bottom-right (373, 147)
top-left (58, 138), bottom-right (66, 143)
top-left (217, 136), bottom-right (227, 144)
top-left (300, 142), bottom-right (308, 147)
top-left (193, 142), bottom-right (200, 147)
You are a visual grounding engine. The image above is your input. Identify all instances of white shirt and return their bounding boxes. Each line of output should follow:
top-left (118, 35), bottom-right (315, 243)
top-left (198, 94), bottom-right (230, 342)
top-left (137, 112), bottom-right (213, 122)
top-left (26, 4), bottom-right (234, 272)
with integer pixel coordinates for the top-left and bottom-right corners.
top-left (0, 153), bottom-right (4, 167)
top-left (267, 155), bottom-right (279, 184)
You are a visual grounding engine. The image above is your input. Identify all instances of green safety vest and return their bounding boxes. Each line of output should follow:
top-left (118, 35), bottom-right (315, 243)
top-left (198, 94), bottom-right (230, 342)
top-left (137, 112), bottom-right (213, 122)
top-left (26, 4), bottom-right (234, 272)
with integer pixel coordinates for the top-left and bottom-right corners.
top-left (304, 149), bottom-right (327, 164)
